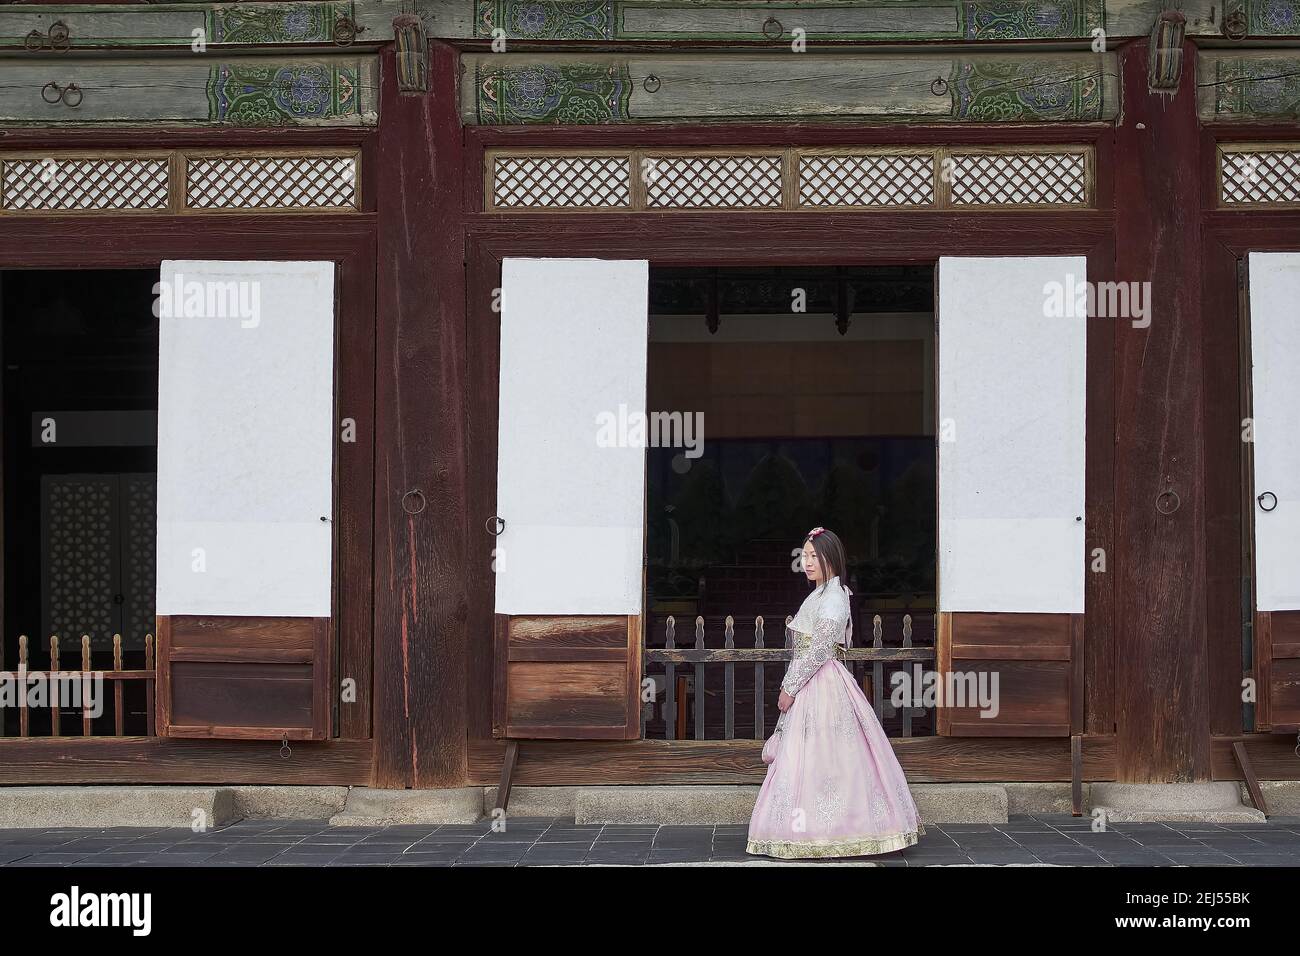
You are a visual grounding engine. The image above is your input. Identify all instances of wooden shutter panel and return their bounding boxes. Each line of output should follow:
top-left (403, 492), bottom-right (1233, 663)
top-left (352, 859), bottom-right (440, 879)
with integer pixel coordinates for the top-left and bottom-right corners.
top-left (935, 257), bottom-right (1086, 737)
top-left (492, 258), bottom-right (648, 741)
top-left (1247, 253), bottom-right (1300, 732)
top-left (155, 261), bottom-right (335, 740)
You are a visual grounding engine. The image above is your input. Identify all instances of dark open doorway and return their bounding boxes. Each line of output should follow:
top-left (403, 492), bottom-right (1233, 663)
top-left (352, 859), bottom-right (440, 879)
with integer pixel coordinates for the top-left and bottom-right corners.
top-left (0, 270), bottom-right (158, 735)
top-left (642, 265), bottom-right (937, 741)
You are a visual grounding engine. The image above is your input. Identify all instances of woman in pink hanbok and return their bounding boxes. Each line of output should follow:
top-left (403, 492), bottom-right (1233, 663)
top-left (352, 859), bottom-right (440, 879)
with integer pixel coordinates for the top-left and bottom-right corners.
top-left (746, 526), bottom-right (925, 859)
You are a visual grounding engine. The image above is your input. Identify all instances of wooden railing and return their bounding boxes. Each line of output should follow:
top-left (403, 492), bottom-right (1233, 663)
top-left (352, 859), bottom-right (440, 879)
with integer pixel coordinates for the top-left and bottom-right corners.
top-left (0, 633), bottom-right (156, 737)
top-left (642, 613), bottom-right (935, 741)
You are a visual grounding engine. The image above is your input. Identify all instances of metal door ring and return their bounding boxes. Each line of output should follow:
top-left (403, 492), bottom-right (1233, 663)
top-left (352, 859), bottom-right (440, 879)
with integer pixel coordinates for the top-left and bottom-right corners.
top-left (643, 74), bottom-right (661, 93)
top-left (61, 83), bottom-right (81, 107)
top-left (485, 515), bottom-right (506, 535)
top-left (1258, 491), bottom-right (1278, 512)
top-left (762, 16), bottom-right (784, 39)
top-left (41, 82), bottom-right (62, 104)
top-left (931, 77), bottom-right (949, 96)
top-left (401, 490), bottom-right (426, 515)
top-left (1155, 489), bottom-right (1180, 515)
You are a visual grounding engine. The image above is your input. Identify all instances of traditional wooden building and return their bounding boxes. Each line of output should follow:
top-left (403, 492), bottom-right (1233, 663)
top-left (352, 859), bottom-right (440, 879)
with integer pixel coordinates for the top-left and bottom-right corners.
top-left (0, 0), bottom-right (1298, 812)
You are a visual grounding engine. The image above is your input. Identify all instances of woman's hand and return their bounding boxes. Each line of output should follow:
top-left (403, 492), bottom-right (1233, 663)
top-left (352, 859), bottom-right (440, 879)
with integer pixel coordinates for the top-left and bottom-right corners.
top-left (777, 690), bottom-right (794, 712)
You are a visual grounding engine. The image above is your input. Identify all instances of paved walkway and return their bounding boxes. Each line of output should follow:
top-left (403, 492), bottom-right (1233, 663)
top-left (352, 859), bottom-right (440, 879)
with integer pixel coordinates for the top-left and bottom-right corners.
top-left (2, 814), bottom-right (1299, 866)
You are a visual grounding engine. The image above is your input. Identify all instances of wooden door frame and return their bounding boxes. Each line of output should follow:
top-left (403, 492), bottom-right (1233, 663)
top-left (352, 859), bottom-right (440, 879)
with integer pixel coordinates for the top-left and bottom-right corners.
top-left (463, 182), bottom-right (1118, 779)
top-left (0, 209), bottom-right (376, 784)
top-left (1199, 124), bottom-right (1300, 739)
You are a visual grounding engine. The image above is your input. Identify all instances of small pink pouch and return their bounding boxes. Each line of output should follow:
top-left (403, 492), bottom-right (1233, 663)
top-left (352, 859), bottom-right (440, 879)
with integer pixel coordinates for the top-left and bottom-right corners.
top-left (761, 712), bottom-right (787, 764)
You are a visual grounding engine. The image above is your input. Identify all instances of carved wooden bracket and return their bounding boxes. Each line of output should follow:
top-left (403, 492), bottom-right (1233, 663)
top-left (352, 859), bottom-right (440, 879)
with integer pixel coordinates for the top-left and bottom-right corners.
top-left (393, 14), bottom-right (428, 95)
top-left (1148, 7), bottom-right (1186, 91)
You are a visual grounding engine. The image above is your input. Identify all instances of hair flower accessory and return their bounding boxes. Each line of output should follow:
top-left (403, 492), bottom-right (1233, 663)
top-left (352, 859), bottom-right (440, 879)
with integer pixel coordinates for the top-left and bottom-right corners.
top-left (808, 526), bottom-right (825, 536)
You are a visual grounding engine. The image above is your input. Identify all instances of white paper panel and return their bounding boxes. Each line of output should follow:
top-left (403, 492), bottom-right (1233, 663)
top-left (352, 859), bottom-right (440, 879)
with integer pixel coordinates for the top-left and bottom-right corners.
top-left (1249, 252), bottom-right (1300, 610)
top-left (937, 256), bottom-right (1086, 612)
top-left (156, 260), bottom-right (334, 616)
top-left (495, 258), bottom-right (649, 615)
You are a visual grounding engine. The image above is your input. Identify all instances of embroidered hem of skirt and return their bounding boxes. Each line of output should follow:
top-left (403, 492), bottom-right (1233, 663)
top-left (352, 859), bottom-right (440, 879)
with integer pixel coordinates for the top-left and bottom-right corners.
top-left (745, 826), bottom-right (923, 860)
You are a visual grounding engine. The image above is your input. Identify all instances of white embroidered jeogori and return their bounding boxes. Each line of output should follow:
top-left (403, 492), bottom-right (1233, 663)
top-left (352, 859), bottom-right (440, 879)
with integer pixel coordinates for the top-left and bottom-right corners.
top-left (781, 575), bottom-right (851, 697)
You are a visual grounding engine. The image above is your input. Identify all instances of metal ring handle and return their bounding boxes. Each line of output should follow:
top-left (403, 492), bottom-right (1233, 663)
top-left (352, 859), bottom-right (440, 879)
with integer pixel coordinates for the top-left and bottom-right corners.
top-left (931, 77), bottom-right (949, 96)
top-left (1258, 491), bottom-right (1278, 512)
top-left (485, 515), bottom-right (506, 536)
top-left (41, 81), bottom-right (62, 104)
top-left (49, 21), bottom-right (70, 51)
top-left (334, 16), bottom-right (359, 46)
top-left (25, 30), bottom-right (44, 52)
top-left (762, 16), bottom-right (784, 39)
top-left (61, 83), bottom-right (82, 107)
top-left (643, 73), bottom-right (661, 93)
top-left (1224, 9), bottom-right (1248, 41)
top-left (401, 489), bottom-right (426, 515)
top-left (1155, 489), bottom-right (1181, 515)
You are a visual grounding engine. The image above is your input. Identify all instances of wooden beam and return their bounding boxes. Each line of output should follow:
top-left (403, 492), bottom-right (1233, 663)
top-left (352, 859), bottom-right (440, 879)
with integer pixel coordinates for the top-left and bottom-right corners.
top-left (1211, 734), bottom-right (1300, 780)
top-left (461, 51), bottom-right (1120, 125)
top-left (1112, 37), bottom-right (1212, 782)
top-left (372, 41), bottom-right (469, 788)
top-left (1232, 740), bottom-right (1269, 815)
top-left (467, 734), bottom-right (1118, 784)
top-left (0, 56), bottom-right (378, 127)
top-left (0, 1), bottom-right (400, 50)
top-left (426, 0), bottom-right (1227, 43)
top-left (0, 738), bottom-right (371, 785)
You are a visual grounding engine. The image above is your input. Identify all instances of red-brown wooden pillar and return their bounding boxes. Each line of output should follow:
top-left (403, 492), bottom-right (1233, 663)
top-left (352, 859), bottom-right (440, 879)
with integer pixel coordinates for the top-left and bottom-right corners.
top-left (1113, 38), bottom-right (1212, 781)
top-left (373, 41), bottom-right (468, 787)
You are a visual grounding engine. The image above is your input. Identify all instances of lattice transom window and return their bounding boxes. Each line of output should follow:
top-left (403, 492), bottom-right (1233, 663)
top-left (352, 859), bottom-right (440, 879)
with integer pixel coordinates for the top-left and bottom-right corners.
top-left (485, 147), bottom-right (1095, 212)
top-left (185, 155), bottom-right (359, 211)
top-left (0, 151), bottom-right (361, 215)
top-left (1, 157), bottom-right (169, 212)
top-left (1220, 147), bottom-right (1300, 206)
top-left (492, 154), bottom-right (631, 209)
top-left (799, 153), bottom-right (935, 207)
top-left (948, 151), bottom-right (1088, 206)
top-left (643, 154), bottom-right (784, 209)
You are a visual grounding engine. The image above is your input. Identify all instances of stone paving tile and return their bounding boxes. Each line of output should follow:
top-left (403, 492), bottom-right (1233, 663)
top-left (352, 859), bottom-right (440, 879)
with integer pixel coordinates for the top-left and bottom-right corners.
top-left (1, 816), bottom-right (1299, 866)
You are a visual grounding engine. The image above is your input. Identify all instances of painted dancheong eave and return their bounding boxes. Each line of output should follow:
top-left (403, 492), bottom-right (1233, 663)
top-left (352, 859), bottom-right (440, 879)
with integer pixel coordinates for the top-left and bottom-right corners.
top-left (0, 0), bottom-right (399, 50)
top-left (463, 52), bottom-right (1119, 125)
top-left (0, 56), bottom-right (377, 126)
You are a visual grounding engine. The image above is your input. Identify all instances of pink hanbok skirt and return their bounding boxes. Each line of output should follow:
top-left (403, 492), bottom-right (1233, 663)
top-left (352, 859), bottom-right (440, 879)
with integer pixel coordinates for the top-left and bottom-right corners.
top-left (746, 657), bottom-right (925, 859)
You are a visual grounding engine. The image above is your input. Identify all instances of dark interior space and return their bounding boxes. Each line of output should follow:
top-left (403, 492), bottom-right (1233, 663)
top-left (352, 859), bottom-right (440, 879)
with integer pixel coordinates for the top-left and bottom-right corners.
top-left (643, 265), bottom-right (937, 741)
top-left (0, 270), bottom-right (158, 735)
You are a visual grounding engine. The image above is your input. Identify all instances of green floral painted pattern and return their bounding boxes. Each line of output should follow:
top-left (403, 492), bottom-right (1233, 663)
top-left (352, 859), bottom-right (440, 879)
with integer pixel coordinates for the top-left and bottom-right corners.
top-left (1240, 0), bottom-right (1300, 35)
top-left (207, 63), bottom-right (361, 126)
top-left (953, 57), bottom-right (1105, 120)
top-left (207, 2), bottom-right (351, 44)
top-left (476, 0), bottom-right (613, 39)
top-left (476, 62), bottom-right (632, 123)
top-left (1213, 56), bottom-right (1300, 117)
top-left (963, 0), bottom-right (1105, 39)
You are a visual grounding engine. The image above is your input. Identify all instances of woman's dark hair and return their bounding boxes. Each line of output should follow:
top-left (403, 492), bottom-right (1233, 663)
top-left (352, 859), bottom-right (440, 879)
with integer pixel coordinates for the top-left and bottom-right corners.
top-left (804, 527), bottom-right (850, 594)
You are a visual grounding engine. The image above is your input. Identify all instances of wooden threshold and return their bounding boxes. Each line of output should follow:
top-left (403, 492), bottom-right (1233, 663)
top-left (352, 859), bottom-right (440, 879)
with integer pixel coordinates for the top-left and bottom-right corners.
top-left (0, 737), bottom-right (372, 785)
top-left (468, 735), bottom-right (1118, 785)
